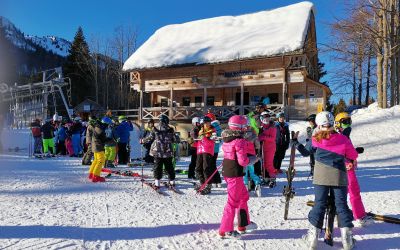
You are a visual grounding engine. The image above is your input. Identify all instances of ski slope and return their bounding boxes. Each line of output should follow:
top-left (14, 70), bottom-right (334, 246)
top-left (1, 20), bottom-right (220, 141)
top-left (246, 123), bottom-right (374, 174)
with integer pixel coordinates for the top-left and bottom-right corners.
top-left (0, 103), bottom-right (399, 250)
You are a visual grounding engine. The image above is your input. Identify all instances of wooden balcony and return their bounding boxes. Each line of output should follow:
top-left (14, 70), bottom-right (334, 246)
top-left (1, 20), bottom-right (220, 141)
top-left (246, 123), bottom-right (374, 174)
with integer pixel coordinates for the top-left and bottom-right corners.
top-left (112, 104), bottom-right (288, 122)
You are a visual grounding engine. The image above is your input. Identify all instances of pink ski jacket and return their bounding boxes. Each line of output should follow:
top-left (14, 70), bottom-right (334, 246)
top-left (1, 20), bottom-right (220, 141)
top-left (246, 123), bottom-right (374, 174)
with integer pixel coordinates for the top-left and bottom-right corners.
top-left (221, 128), bottom-right (250, 177)
top-left (258, 121), bottom-right (277, 151)
top-left (196, 136), bottom-right (215, 155)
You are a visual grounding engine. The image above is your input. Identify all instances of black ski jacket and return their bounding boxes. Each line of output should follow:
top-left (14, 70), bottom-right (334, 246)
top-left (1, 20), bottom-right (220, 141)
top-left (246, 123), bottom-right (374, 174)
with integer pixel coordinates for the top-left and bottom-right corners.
top-left (40, 123), bottom-right (56, 139)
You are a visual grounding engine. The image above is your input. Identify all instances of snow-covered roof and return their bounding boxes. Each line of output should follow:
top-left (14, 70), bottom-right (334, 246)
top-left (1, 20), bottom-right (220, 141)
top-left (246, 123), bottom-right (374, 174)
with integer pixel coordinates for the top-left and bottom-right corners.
top-left (123, 1), bottom-right (316, 71)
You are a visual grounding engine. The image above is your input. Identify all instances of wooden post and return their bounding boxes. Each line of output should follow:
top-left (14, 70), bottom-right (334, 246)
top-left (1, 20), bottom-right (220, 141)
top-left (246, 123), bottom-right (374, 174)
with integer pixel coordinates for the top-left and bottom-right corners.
top-left (222, 88), bottom-right (226, 106)
top-left (139, 90), bottom-right (143, 121)
top-left (212, 65), bottom-right (216, 87)
top-left (305, 80), bottom-right (309, 117)
top-left (240, 83), bottom-right (244, 115)
top-left (204, 86), bottom-right (207, 115)
top-left (170, 88), bottom-right (174, 120)
top-left (323, 88), bottom-right (327, 111)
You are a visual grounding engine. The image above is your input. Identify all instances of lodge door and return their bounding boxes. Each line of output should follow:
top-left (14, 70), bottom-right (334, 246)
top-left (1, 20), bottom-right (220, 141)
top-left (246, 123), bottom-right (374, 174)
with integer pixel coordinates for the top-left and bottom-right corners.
top-left (235, 92), bottom-right (249, 114)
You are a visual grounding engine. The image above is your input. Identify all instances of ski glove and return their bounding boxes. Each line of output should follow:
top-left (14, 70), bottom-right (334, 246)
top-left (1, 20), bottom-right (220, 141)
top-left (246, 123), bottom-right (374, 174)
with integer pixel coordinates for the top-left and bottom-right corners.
top-left (355, 147), bottom-right (364, 154)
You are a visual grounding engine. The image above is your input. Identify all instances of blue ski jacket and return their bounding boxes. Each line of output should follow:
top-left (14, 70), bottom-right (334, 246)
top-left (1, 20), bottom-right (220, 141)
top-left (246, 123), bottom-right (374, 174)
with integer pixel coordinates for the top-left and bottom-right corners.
top-left (117, 121), bottom-right (133, 143)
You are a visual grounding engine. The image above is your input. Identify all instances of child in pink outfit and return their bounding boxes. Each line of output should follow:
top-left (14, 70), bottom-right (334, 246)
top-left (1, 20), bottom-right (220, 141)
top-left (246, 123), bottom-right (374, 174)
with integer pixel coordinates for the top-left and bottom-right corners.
top-left (219, 116), bottom-right (259, 240)
top-left (336, 115), bottom-right (375, 227)
top-left (258, 112), bottom-right (277, 187)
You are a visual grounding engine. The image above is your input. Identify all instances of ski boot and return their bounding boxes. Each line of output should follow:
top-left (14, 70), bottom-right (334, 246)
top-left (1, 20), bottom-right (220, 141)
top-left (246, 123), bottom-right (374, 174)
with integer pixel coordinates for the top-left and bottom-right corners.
top-left (88, 173), bottom-right (94, 179)
top-left (194, 184), bottom-right (203, 191)
top-left (154, 179), bottom-right (161, 188)
top-left (262, 177), bottom-right (270, 186)
top-left (219, 230), bottom-right (242, 240)
top-left (255, 183), bottom-right (262, 197)
top-left (301, 224), bottom-right (321, 250)
top-left (200, 184), bottom-right (212, 195)
top-left (357, 215), bottom-right (375, 227)
top-left (104, 160), bottom-right (109, 168)
top-left (340, 227), bottom-right (356, 250)
top-left (92, 175), bottom-right (105, 182)
top-left (238, 221), bottom-right (258, 234)
top-left (170, 180), bottom-right (176, 186)
top-left (268, 177), bottom-right (276, 188)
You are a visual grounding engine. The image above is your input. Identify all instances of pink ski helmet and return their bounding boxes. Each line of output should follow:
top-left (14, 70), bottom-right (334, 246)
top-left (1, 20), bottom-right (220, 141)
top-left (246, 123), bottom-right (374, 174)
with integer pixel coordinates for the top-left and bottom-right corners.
top-left (228, 115), bottom-right (247, 131)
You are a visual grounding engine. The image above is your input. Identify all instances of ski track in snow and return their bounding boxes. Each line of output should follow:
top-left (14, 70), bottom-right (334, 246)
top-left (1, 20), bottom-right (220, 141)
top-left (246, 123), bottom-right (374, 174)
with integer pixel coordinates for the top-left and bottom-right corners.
top-left (0, 104), bottom-right (400, 249)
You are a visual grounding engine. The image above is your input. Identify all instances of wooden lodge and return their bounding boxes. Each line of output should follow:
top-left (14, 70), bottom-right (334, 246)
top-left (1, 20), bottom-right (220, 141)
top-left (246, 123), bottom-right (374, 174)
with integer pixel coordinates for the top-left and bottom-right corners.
top-left (122, 2), bottom-right (331, 136)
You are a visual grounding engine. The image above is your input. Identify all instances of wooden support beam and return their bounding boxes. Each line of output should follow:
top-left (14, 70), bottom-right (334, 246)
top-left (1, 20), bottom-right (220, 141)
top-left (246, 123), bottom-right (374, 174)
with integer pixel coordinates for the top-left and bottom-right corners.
top-left (169, 88), bottom-right (174, 120)
top-left (240, 83), bottom-right (244, 115)
top-left (212, 65), bottom-right (216, 87)
top-left (222, 88), bottom-right (226, 106)
top-left (203, 87), bottom-right (207, 115)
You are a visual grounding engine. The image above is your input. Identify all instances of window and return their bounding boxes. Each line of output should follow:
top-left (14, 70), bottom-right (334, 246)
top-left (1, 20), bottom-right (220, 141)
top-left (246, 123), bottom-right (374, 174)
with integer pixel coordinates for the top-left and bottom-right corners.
top-left (195, 97), bottom-right (202, 107)
top-left (268, 93), bottom-right (279, 104)
top-left (206, 96), bottom-right (214, 106)
top-left (161, 98), bottom-right (169, 107)
top-left (182, 97), bottom-right (191, 107)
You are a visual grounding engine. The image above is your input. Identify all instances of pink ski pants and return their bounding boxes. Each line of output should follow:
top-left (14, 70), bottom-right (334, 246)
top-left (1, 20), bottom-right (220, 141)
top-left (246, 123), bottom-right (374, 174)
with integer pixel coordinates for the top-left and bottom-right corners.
top-left (347, 162), bottom-right (367, 219)
top-left (220, 176), bottom-right (251, 232)
top-left (262, 148), bottom-right (276, 178)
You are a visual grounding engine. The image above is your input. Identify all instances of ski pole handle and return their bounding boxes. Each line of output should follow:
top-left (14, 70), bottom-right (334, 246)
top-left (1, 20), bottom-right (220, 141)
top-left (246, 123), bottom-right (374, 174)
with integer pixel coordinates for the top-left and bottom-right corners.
top-left (195, 162), bottom-right (223, 195)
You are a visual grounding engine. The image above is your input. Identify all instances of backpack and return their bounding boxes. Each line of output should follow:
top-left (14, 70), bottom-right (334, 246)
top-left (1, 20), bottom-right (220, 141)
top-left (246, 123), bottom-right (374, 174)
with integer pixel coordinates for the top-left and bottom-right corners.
top-left (105, 127), bottom-right (114, 139)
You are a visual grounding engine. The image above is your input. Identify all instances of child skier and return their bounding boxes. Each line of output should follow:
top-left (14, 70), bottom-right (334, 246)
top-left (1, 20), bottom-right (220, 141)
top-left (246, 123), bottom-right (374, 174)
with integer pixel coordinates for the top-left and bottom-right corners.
top-left (258, 111), bottom-right (277, 188)
top-left (88, 118), bottom-right (107, 182)
top-left (103, 117), bottom-right (119, 168)
top-left (187, 117), bottom-right (201, 179)
top-left (65, 123), bottom-right (74, 156)
top-left (55, 122), bottom-right (67, 155)
top-left (273, 113), bottom-right (290, 174)
top-left (206, 113), bottom-right (222, 188)
top-left (243, 117), bottom-right (262, 197)
top-left (219, 115), bottom-right (258, 239)
top-left (40, 118), bottom-right (56, 155)
top-left (335, 112), bottom-right (374, 227)
top-left (30, 119), bottom-right (43, 154)
top-left (194, 116), bottom-right (216, 195)
top-left (82, 116), bottom-right (96, 165)
top-left (140, 115), bottom-right (178, 187)
top-left (293, 111), bottom-right (358, 250)
top-left (71, 117), bottom-right (83, 157)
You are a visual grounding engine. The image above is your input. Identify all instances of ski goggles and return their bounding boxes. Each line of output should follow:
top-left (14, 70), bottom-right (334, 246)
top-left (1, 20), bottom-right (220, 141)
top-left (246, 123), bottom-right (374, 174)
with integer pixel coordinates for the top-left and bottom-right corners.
top-left (261, 114), bottom-right (270, 118)
top-left (340, 118), bottom-right (352, 125)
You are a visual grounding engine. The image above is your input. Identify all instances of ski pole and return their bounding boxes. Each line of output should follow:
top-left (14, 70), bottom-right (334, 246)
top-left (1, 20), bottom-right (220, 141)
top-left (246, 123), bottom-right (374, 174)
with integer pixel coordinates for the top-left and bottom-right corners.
top-left (195, 162), bottom-right (223, 195)
top-left (141, 145), bottom-right (144, 188)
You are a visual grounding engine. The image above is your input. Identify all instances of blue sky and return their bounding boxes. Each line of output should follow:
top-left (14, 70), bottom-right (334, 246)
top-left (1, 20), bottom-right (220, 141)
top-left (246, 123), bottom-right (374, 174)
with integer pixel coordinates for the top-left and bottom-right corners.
top-left (0, 0), bottom-right (348, 102)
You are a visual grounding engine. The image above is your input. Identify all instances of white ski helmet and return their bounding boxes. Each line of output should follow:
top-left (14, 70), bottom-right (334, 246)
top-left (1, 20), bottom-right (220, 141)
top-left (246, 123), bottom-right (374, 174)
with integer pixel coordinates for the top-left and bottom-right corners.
top-left (192, 117), bottom-right (200, 126)
top-left (74, 116), bottom-right (82, 122)
top-left (315, 111), bottom-right (335, 130)
top-left (260, 111), bottom-right (270, 124)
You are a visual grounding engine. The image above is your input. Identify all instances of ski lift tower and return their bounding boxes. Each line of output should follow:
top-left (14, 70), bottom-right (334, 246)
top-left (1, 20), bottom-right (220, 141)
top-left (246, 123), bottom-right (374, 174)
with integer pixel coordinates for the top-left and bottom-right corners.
top-left (0, 67), bottom-right (73, 123)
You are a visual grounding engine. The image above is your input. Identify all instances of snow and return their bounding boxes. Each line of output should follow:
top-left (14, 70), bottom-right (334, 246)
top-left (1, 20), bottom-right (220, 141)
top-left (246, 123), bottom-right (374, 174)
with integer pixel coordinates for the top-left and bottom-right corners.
top-left (123, 1), bottom-right (316, 71)
top-left (25, 35), bottom-right (71, 57)
top-left (1, 103), bottom-right (400, 249)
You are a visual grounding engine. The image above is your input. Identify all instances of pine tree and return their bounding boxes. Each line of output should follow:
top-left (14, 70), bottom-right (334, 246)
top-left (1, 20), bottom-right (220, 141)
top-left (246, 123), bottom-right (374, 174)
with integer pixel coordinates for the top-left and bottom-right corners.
top-left (63, 26), bottom-right (91, 106)
top-left (333, 98), bottom-right (347, 116)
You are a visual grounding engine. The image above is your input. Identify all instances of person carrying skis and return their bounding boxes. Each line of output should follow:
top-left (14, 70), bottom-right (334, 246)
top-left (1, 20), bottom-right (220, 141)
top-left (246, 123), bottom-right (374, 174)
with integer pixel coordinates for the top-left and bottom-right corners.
top-left (187, 117), bottom-right (201, 179)
top-left (71, 116), bottom-right (83, 157)
top-left (243, 117), bottom-right (262, 197)
top-left (219, 115), bottom-right (258, 239)
top-left (194, 116), bottom-right (216, 195)
top-left (142, 119), bottom-right (155, 165)
top-left (273, 113), bottom-right (290, 174)
top-left (335, 112), bottom-right (374, 227)
top-left (55, 122), bottom-right (67, 155)
top-left (306, 114), bottom-right (317, 176)
top-left (117, 116), bottom-right (133, 165)
top-left (293, 111), bottom-right (358, 250)
top-left (103, 117), bottom-right (119, 168)
top-left (140, 115), bottom-right (178, 187)
top-left (30, 119), bottom-right (43, 154)
top-left (258, 111), bottom-right (277, 187)
top-left (82, 116), bottom-right (97, 165)
top-left (40, 118), bottom-right (56, 155)
top-left (88, 118), bottom-right (107, 182)
top-left (206, 113), bottom-right (222, 188)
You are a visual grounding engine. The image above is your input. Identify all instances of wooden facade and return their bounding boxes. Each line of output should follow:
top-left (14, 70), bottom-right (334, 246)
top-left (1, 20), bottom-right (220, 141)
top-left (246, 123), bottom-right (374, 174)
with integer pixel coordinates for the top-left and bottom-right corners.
top-left (123, 11), bottom-right (331, 137)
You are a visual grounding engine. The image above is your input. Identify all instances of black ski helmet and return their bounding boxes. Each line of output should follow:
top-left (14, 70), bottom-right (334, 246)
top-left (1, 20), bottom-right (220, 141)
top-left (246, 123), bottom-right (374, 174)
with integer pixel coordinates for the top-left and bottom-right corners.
top-left (148, 119), bottom-right (155, 125)
top-left (159, 115), bottom-right (169, 125)
top-left (307, 114), bottom-right (316, 124)
top-left (201, 116), bottom-right (212, 124)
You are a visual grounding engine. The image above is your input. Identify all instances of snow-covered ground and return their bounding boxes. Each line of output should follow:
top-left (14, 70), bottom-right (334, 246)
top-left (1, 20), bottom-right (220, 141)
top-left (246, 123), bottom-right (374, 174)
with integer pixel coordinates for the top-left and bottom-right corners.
top-left (0, 103), bottom-right (399, 250)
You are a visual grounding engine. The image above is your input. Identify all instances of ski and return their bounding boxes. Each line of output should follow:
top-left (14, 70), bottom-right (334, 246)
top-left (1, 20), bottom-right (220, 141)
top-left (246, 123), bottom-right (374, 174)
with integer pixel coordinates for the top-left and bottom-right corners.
top-left (5, 147), bottom-right (27, 152)
top-left (307, 201), bottom-right (400, 225)
top-left (282, 131), bottom-right (299, 220)
top-left (101, 168), bottom-right (150, 178)
top-left (141, 179), bottom-right (165, 196)
top-left (161, 182), bottom-right (181, 194)
top-left (175, 178), bottom-right (197, 186)
top-left (128, 162), bottom-right (153, 167)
